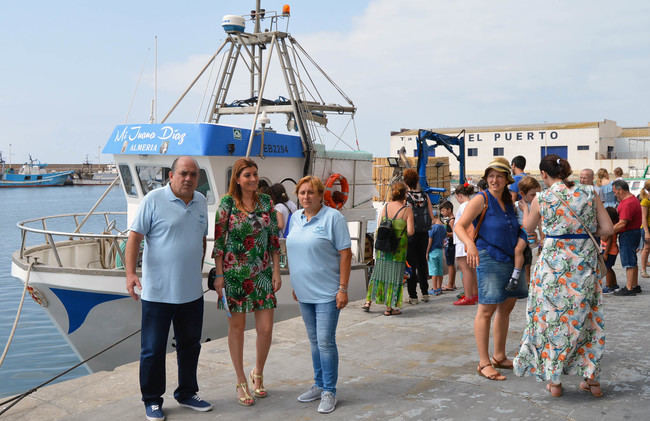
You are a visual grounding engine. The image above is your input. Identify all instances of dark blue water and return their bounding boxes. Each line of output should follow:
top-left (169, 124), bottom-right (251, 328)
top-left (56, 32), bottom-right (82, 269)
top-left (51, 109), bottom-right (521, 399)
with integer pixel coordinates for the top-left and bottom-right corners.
top-left (0, 185), bottom-right (126, 398)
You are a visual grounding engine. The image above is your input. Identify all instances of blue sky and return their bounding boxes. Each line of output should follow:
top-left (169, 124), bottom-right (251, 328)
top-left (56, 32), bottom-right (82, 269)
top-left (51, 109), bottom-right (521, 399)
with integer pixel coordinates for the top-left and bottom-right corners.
top-left (1, 0), bottom-right (649, 164)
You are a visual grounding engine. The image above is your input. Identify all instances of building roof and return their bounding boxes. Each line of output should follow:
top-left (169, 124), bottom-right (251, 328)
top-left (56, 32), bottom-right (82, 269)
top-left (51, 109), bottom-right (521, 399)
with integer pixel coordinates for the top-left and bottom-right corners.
top-left (620, 126), bottom-right (650, 138)
top-left (392, 121), bottom-right (605, 137)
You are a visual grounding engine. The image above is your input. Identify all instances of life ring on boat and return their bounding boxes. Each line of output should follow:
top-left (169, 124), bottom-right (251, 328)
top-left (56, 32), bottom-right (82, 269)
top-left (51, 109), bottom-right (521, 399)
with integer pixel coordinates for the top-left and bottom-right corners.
top-left (323, 173), bottom-right (349, 210)
top-left (27, 286), bottom-right (48, 308)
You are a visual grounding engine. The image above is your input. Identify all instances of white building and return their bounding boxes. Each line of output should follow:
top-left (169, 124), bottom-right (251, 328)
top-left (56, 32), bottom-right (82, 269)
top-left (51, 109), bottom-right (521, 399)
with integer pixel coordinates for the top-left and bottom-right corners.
top-left (390, 120), bottom-right (650, 177)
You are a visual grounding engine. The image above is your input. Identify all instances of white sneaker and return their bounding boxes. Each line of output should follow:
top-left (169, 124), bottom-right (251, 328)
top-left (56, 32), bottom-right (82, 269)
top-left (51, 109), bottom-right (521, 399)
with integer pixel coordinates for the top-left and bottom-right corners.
top-left (317, 391), bottom-right (337, 414)
top-left (408, 297), bottom-right (418, 305)
top-left (297, 385), bottom-right (323, 402)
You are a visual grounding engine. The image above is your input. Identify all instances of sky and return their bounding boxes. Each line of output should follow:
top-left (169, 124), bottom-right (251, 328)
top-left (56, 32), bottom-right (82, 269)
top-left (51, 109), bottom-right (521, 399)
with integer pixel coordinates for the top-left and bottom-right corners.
top-left (1, 0), bottom-right (649, 164)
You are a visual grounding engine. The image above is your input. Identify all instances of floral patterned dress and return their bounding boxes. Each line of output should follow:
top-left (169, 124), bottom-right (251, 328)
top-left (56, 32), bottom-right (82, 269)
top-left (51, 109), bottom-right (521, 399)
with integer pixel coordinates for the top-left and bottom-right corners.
top-left (212, 194), bottom-right (280, 313)
top-left (513, 182), bottom-right (605, 383)
top-left (366, 206), bottom-right (408, 308)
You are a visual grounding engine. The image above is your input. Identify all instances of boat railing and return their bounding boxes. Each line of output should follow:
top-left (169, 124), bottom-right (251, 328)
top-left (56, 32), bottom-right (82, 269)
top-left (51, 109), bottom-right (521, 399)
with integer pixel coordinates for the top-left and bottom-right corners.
top-left (16, 212), bottom-right (129, 268)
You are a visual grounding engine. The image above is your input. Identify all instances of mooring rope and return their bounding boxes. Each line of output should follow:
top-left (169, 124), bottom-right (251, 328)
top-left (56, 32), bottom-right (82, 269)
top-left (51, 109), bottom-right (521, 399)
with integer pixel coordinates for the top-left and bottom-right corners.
top-left (0, 284), bottom-right (215, 416)
top-left (0, 262), bottom-right (34, 369)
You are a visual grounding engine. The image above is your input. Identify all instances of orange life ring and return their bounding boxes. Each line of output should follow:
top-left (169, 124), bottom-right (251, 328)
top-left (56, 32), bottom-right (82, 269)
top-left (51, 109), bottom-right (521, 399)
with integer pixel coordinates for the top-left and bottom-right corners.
top-left (323, 173), bottom-right (349, 210)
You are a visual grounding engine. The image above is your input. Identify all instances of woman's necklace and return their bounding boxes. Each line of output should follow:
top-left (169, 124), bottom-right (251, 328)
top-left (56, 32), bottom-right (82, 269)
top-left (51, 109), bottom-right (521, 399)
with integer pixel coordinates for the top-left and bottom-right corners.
top-left (241, 198), bottom-right (256, 213)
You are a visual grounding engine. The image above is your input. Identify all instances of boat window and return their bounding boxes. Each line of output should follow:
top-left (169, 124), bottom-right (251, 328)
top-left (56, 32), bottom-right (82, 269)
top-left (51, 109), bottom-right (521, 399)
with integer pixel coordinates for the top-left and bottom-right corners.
top-left (196, 169), bottom-right (215, 204)
top-left (134, 165), bottom-right (214, 202)
top-left (136, 165), bottom-right (171, 195)
top-left (118, 164), bottom-right (137, 197)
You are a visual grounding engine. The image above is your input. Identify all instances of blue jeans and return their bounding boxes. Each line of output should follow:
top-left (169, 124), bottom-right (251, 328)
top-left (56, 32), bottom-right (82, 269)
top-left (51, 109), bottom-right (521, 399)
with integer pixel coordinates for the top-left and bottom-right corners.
top-left (619, 229), bottom-right (641, 268)
top-left (476, 249), bottom-right (528, 304)
top-left (140, 297), bottom-right (204, 406)
top-left (299, 300), bottom-right (340, 394)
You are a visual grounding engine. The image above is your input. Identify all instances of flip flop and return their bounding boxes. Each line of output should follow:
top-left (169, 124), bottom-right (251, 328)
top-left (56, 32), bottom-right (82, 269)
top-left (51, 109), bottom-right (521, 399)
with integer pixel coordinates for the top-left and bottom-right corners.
top-left (361, 302), bottom-right (371, 312)
top-left (442, 286), bottom-right (457, 291)
top-left (383, 308), bottom-right (402, 316)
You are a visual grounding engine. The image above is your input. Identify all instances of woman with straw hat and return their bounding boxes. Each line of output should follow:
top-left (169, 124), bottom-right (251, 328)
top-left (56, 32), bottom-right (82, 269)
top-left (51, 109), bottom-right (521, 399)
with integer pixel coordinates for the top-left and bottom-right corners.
top-left (454, 157), bottom-right (528, 381)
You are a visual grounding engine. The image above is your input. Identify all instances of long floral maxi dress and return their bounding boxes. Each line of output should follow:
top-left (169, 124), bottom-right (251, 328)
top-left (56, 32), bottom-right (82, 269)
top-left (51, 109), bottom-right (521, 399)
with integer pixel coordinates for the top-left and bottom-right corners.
top-left (513, 182), bottom-right (605, 383)
top-left (366, 216), bottom-right (408, 308)
top-left (212, 194), bottom-right (280, 313)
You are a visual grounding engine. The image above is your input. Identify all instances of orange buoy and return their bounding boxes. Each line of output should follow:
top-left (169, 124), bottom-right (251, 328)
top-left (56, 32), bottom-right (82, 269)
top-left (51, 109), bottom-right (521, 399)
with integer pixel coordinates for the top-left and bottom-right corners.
top-left (323, 173), bottom-right (349, 210)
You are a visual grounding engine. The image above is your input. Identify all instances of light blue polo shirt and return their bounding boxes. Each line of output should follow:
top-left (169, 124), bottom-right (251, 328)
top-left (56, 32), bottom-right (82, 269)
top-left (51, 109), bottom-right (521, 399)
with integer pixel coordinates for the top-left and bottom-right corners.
top-left (130, 184), bottom-right (208, 304)
top-left (286, 205), bottom-right (351, 303)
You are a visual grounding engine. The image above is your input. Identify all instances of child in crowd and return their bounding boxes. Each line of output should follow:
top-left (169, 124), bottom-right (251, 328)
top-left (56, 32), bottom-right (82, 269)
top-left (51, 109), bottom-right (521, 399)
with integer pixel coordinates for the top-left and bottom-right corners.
top-left (509, 177), bottom-right (543, 288)
top-left (439, 201), bottom-right (456, 291)
top-left (601, 207), bottom-right (620, 293)
top-left (427, 208), bottom-right (447, 295)
top-left (453, 183), bottom-right (478, 305)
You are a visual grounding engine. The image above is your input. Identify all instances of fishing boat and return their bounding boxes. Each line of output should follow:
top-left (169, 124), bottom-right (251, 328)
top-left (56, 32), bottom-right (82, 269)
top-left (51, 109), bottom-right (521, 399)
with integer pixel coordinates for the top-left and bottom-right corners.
top-left (0, 154), bottom-right (73, 187)
top-left (10, 2), bottom-right (375, 372)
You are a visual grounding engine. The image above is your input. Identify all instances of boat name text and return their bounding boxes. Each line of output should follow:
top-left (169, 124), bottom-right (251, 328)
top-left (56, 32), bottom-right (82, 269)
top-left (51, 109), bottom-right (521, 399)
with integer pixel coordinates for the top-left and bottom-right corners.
top-left (114, 126), bottom-right (187, 145)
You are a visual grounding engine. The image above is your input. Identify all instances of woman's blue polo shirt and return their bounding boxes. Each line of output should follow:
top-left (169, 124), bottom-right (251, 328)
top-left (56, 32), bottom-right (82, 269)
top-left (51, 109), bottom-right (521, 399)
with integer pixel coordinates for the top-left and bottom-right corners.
top-left (286, 205), bottom-right (351, 303)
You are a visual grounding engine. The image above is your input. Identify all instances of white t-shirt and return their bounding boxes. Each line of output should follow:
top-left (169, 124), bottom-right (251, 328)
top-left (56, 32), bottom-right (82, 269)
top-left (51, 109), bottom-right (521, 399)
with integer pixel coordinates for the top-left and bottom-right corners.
top-left (454, 201), bottom-right (468, 258)
top-left (275, 200), bottom-right (298, 237)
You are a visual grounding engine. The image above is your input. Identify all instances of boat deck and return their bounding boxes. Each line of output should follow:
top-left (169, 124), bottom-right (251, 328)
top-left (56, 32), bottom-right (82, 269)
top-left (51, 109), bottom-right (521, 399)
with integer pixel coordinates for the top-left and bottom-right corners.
top-left (3, 262), bottom-right (648, 420)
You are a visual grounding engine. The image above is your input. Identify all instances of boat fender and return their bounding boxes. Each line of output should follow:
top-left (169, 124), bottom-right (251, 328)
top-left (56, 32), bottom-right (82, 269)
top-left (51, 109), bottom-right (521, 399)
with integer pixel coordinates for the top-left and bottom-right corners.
top-left (324, 173), bottom-right (349, 210)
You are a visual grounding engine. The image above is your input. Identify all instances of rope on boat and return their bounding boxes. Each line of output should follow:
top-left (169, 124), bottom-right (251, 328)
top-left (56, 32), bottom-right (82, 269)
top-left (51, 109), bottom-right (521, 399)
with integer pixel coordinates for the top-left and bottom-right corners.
top-left (0, 262), bottom-right (34, 370)
top-left (0, 286), bottom-right (215, 416)
top-left (0, 327), bottom-right (142, 416)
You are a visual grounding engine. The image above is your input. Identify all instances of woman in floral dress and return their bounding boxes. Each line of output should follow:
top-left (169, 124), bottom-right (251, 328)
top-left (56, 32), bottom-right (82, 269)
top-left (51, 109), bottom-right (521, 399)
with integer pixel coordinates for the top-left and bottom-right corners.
top-left (363, 181), bottom-right (414, 315)
top-left (513, 155), bottom-right (613, 397)
top-left (212, 158), bottom-right (282, 406)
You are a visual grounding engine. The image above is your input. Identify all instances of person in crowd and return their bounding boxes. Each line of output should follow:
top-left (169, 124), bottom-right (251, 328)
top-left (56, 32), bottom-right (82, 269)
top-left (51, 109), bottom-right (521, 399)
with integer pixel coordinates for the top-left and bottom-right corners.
top-left (426, 208), bottom-right (446, 296)
top-left (509, 155), bottom-right (527, 201)
top-left (285, 176), bottom-right (351, 414)
top-left (440, 201), bottom-right (457, 291)
top-left (601, 207), bottom-right (620, 293)
top-left (477, 178), bottom-right (488, 192)
top-left (271, 183), bottom-right (298, 238)
top-left (363, 181), bottom-right (414, 315)
top-left (515, 176), bottom-right (543, 284)
top-left (403, 168), bottom-right (434, 304)
top-left (125, 157), bottom-right (213, 420)
top-left (613, 167), bottom-right (624, 180)
top-left (452, 183), bottom-right (478, 305)
top-left (580, 168), bottom-right (598, 194)
top-left (455, 158), bottom-right (527, 381)
top-left (612, 180), bottom-right (643, 296)
top-left (639, 180), bottom-right (650, 278)
top-left (513, 155), bottom-right (613, 398)
top-left (212, 158), bottom-right (282, 406)
top-left (596, 168), bottom-right (617, 208)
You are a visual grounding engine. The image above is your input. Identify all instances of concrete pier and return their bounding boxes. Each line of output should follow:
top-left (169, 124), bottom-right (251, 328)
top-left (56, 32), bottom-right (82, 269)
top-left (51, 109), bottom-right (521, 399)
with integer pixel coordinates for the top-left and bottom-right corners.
top-left (2, 264), bottom-right (649, 420)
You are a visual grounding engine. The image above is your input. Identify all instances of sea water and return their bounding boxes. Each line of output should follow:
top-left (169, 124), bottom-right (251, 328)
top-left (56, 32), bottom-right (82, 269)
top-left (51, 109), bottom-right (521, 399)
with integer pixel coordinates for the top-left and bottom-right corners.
top-left (0, 185), bottom-right (126, 398)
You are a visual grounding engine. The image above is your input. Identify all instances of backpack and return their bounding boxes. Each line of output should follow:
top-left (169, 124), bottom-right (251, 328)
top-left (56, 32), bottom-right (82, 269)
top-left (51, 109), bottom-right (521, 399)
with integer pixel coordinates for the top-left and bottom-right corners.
top-left (374, 204), bottom-right (407, 253)
top-left (407, 191), bottom-right (431, 233)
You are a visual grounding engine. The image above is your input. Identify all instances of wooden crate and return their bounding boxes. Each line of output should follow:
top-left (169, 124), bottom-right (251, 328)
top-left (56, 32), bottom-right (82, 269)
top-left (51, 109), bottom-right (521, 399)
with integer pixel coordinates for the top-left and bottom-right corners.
top-left (372, 156), bottom-right (450, 201)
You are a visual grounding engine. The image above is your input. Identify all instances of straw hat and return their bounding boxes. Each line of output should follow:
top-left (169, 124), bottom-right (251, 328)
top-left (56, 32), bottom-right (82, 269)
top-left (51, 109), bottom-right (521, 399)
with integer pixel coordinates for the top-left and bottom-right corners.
top-left (483, 157), bottom-right (515, 184)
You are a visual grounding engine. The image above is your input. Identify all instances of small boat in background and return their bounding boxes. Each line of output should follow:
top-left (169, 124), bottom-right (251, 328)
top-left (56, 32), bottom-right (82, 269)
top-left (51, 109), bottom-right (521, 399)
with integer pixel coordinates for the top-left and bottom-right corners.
top-left (0, 153), bottom-right (74, 187)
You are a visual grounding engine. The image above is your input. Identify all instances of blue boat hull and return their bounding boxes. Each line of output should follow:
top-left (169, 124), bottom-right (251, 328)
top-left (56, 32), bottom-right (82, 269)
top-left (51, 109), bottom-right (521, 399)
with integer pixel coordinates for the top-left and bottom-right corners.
top-left (0, 171), bottom-right (74, 187)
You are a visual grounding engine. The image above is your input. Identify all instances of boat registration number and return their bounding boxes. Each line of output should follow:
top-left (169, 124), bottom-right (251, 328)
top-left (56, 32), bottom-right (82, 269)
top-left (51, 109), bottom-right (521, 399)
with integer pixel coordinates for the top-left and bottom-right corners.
top-left (263, 144), bottom-right (289, 154)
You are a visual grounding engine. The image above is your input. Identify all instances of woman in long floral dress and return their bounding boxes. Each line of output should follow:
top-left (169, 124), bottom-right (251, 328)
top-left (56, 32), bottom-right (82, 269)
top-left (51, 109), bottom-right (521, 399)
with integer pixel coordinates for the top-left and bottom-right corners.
top-left (513, 155), bottom-right (613, 397)
top-left (212, 158), bottom-right (282, 406)
top-left (363, 181), bottom-right (414, 315)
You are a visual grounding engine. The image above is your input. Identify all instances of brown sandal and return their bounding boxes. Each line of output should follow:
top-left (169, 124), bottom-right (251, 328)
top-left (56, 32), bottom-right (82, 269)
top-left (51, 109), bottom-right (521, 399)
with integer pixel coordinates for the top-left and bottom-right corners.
top-left (579, 379), bottom-right (603, 398)
top-left (477, 363), bottom-right (506, 381)
top-left (491, 355), bottom-right (514, 369)
top-left (362, 301), bottom-right (371, 312)
top-left (383, 308), bottom-right (402, 316)
top-left (546, 383), bottom-right (563, 397)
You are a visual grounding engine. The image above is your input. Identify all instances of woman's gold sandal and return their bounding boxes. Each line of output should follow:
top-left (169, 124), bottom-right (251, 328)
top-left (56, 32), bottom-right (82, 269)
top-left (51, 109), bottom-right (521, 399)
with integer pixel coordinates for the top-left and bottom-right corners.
top-left (236, 382), bottom-right (255, 406)
top-left (250, 369), bottom-right (268, 398)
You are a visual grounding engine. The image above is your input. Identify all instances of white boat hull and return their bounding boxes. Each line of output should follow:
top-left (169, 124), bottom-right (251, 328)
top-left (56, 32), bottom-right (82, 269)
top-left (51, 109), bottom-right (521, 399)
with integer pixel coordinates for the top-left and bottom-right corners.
top-left (11, 255), bottom-right (369, 372)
